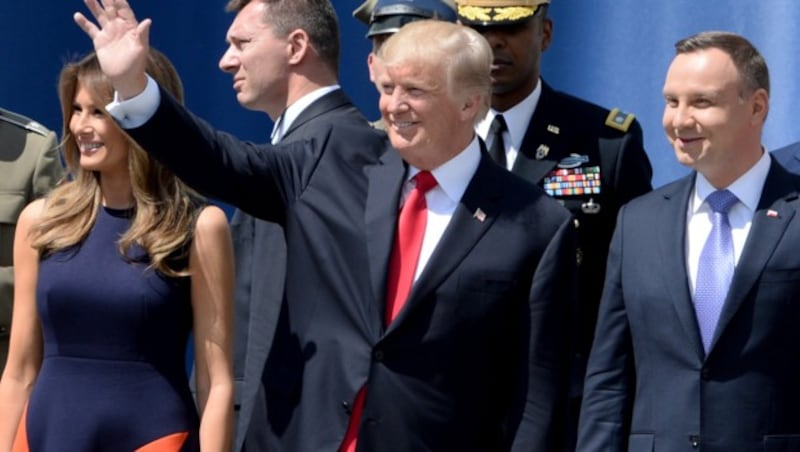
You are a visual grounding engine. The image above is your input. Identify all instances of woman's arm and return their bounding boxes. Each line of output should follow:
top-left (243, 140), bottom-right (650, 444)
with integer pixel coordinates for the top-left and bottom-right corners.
top-left (190, 205), bottom-right (234, 451)
top-left (0, 199), bottom-right (45, 450)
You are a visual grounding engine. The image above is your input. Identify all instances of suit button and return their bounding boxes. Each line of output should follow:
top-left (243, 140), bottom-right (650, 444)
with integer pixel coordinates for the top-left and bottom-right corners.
top-left (701, 367), bottom-right (711, 380)
top-left (342, 400), bottom-right (352, 415)
top-left (373, 350), bottom-right (384, 362)
top-left (689, 434), bottom-right (700, 448)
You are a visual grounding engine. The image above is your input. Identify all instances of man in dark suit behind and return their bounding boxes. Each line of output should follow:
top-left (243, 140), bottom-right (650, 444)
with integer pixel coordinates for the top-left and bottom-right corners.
top-left (578, 31), bottom-right (800, 451)
top-left (772, 140), bottom-right (800, 173)
top-left (455, 1), bottom-right (653, 448)
top-left (212, 1), bottom-right (370, 450)
top-left (76, 2), bottom-right (579, 450)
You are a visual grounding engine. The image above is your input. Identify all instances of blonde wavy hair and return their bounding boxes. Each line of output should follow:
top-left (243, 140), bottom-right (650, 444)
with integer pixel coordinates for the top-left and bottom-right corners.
top-left (30, 50), bottom-right (204, 278)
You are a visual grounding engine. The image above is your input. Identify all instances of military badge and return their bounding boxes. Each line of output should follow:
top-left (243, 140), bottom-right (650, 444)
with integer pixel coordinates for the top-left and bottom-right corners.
top-left (543, 165), bottom-right (602, 197)
top-left (557, 153), bottom-right (589, 169)
top-left (535, 144), bottom-right (549, 160)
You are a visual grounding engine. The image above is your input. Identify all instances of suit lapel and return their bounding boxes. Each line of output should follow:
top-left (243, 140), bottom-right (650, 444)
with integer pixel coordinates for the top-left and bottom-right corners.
top-left (387, 152), bottom-right (501, 333)
top-left (510, 82), bottom-right (568, 184)
top-left (365, 146), bottom-right (406, 333)
top-left (658, 176), bottom-right (706, 359)
top-left (709, 160), bottom-right (799, 352)
top-left (281, 89), bottom-right (354, 140)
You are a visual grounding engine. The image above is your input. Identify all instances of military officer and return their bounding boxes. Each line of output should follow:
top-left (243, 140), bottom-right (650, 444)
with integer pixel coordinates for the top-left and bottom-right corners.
top-left (354, 0), bottom-right (457, 53)
top-left (455, 1), bottom-right (653, 450)
top-left (0, 107), bottom-right (63, 372)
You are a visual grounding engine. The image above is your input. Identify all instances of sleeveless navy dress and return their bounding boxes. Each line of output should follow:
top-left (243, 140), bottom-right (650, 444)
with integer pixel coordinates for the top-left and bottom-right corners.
top-left (16, 206), bottom-right (200, 451)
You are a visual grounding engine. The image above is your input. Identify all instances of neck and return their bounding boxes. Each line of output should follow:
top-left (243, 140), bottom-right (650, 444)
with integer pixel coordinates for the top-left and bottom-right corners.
top-left (99, 173), bottom-right (135, 210)
top-left (284, 64), bottom-right (338, 110)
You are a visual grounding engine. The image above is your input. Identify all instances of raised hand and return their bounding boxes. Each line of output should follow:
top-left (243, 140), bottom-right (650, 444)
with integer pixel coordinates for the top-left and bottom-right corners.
top-left (74, 0), bottom-right (151, 99)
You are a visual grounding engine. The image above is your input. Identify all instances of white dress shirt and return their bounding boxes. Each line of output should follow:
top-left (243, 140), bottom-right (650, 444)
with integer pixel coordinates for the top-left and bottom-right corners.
top-left (403, 137), bottom-right (481, 282)
top-left (686, 149), bottom-right (771, 297)
top-left (475, 78), bottom-right (542, 170)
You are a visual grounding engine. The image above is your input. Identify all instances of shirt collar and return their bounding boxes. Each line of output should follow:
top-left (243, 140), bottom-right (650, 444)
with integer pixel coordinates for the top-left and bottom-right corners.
top-left (692, 147), bottom-right (771, 214)
top-left (476, 78), bottom-right (542, 150)
top-left (273, 85), bottom-right (340, 142)
top-left (406, 136), bottom-right (482, 204)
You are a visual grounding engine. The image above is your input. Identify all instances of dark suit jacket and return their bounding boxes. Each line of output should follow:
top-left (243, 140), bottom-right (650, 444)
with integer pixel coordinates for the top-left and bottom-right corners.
top-left (230, 89), bottom-right (369, 452)
top-left (511, 81), bottom-right (653, 367)
top-left (577, 157), bottom-right (800, 452)
top-left (772, 141), bottom-right (800, 173)
top-left (128, 88), bottom-right (578, 451)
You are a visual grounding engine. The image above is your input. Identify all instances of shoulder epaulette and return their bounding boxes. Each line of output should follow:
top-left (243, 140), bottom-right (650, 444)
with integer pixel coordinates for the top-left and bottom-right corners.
top-left (604, 108), bottom-right (635, 133)
top-left (0, 107), bottom-right (52, 137)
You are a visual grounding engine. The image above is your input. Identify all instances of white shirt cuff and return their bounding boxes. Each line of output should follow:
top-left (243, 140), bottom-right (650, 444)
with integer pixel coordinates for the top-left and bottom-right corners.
top-left (106, 74), bottom-right (161, 129)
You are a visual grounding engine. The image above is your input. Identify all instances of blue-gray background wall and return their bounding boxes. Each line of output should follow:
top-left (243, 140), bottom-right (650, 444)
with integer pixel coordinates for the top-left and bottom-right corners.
top-left (3, 1), bottom-right (799, 188)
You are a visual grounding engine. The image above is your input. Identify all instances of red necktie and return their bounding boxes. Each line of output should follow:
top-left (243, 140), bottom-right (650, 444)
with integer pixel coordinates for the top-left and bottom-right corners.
top-left (339, 170), bottom-right (438, 452)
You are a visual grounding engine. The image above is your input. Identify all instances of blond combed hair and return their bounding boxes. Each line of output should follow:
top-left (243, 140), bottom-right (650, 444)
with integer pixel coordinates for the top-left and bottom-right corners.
top-left (30, 50), bottom-right (204, 278)
top-left (378, 20), bottom-right (492, 124)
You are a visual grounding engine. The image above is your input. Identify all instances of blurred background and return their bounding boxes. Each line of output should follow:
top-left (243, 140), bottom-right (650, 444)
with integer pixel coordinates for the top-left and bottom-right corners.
top-left (2, 1), bottom-right (799, 188)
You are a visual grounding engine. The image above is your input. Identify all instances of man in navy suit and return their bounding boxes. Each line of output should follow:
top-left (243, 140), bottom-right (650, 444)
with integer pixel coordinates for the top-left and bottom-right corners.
top-left (772, 141), bottom-right (800, 173)
top-left (211, 1), bottom-right (370, 450)
top-left (578, 31), bottom-right (800, 451)
top-left (77, 1), bottom-right (578, 450)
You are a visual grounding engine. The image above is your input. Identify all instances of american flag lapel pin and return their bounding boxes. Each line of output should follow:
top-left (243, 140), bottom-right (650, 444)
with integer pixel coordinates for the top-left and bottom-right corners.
top-left (767, 209), bottom-right (779, 218)
top-left (473, 208), bottom-right (486, 222)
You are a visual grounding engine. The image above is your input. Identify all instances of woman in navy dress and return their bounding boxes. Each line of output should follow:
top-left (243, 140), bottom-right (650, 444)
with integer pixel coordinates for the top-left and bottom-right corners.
top-left (0, 49), bottom-right (234, 451)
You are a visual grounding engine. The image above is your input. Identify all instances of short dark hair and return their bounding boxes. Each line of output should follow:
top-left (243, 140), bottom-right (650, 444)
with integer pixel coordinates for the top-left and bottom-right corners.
top-left (225, 0), bottom-right (340, 74)
top-left (674, 31), bottom-right (769, 96)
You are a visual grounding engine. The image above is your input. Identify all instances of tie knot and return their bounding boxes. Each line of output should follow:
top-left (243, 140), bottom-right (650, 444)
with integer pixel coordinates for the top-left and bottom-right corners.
top-left (414, 170), bottom-right (438, 193)
top-left (489, 114), bottom-right (507, 134)
top-left (706, 189), bottom-right (738, 214)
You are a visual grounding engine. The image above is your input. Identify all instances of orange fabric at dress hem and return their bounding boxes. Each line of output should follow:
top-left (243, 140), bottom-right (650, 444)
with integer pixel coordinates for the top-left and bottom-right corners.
top-left (11, 403), bottom-right (29, 452)
top-left (135, 431), bottom-right (189, 451)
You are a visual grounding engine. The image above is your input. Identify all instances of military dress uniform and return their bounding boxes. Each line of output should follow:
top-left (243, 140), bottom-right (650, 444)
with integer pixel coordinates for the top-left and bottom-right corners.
top-left (508, 81), bottom-right (653, 452)
top-left (455, 1), bottom-right (653, 447)
top-left (510, 82), bottom-right (652, 367)
top-left (0, 107), bottom-right (63, 371)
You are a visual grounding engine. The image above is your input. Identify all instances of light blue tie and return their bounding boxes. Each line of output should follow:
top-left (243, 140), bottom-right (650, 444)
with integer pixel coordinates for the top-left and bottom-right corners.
top-left (695, 189), bottom-right (739, 352)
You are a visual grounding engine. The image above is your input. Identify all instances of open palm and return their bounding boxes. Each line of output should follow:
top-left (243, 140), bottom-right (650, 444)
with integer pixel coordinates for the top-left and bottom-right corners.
top-left (74, 0), bottom-right (151, 97)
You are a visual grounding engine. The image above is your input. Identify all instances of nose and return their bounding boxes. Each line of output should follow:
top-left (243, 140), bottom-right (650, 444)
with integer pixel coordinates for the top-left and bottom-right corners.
top-left (72, 111), bottom-right (93, 134)
top-left (219, 46), bottom-right (238, 73)
top-left (669, 102), bottom-right (694, 130)
top-left (480, 28), bottom-right (505, 49)
top-left (384, 90), bottom-right (409, 115)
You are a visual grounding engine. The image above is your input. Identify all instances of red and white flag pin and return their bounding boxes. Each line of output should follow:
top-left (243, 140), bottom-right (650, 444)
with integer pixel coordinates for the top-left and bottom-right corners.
top-left (767, 209), bottom-right (779, 218)
top-left (473, 208), bottom-right (486, 222)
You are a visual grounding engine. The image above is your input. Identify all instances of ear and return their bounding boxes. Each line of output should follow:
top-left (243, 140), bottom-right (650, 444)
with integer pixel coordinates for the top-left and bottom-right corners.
top-left (459, 91), bottom-right (483, 122)
top-left (541, 18), bottom-right (553, 52)
top-left (367, 52), bottom-right (377, 83)
top-left (287, 29), bottom-right (310, 65)
top-left (750, 88), bottom-right (769, 124)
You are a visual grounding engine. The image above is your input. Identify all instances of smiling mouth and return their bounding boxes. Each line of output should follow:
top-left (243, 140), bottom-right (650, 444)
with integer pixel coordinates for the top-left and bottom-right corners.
top-left (678, 136), bottom-right (703, 145)
top-left (393, 121), bottom-right (415, 129)
top-left (79, 142), bottom-right (103, 153)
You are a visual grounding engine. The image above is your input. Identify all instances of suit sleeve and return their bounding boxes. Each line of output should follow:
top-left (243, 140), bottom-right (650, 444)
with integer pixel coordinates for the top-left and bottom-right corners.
top-left (576, 206), bottom-right (635, 452)
top-left (124, 88), bottom-right (320, 222)
top-left (510, 213), bottom-right (578, 451)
